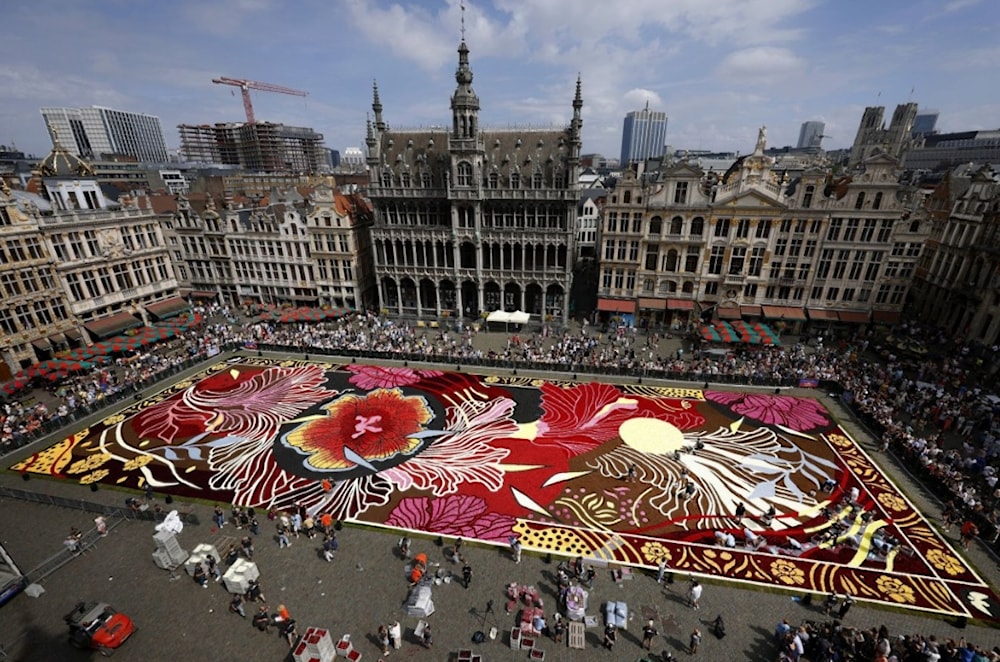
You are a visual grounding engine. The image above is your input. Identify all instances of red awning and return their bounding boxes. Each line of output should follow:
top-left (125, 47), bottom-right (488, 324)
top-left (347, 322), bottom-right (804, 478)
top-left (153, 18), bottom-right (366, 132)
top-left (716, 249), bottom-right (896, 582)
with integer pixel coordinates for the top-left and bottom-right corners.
top-left (30, 338), bottom-right (51, 352)
top-left (190, 290), bottom-right (219, 300)
top-left (740, 305), bottom-right (763, 317)
top-left (83, 312), bottom-right (142, 339)
top-left (807, 308), bottom-right (840, 321)
top-left (761, 305), bottom-right (807, 321)
top-left (597, 298), bottom-right (636, 314)
top-left (837, 310), bottom-right (871, 324)
top-left (145, 296), bottom-right (190, 320)
top-left (667, 299), bottom-right (695, 311)
top-left (872, 309), bottom-right (902, 324)
top-left (638, 297), bottom-right (666, 311)
top-left (718, 306), bottom-right (741, 320)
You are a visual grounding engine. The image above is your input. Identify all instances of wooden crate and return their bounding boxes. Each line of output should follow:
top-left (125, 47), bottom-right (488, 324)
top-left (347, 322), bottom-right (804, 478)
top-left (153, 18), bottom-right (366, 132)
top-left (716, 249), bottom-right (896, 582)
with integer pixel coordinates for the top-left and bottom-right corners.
top-left (568, 622), bottom-right (585, 649)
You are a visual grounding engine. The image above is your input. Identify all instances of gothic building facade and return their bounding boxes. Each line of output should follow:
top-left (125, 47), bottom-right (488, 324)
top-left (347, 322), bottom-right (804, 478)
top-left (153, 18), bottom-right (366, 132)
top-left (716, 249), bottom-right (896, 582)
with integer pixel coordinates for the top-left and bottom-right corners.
top-left (365, 39), bottom-right (582, 323)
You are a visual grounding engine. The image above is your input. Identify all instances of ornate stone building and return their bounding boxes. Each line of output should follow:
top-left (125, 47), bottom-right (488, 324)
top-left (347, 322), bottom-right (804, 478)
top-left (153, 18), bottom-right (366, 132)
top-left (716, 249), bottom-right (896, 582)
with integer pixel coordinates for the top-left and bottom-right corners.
top-left (365, 38), bottom-right (581, 322)
top-left (597, 128), bottom-right (928, 331)
top-left (160, 183), bottom-right (375, 310)
top-left (911, 166), bottom-right (1000, 342)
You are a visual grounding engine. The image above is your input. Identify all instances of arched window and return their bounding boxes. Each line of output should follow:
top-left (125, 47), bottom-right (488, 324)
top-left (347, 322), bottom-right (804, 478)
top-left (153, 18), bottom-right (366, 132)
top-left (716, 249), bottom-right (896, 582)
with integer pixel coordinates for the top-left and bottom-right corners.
top-left (649, 216), bottom-right (662, 234)
top-left (854, 191), bottom-right (866, 210)
top-left (690, 217), bottom-right (704, 235)
top-left (381, 171), bottom-right (393, 187)
top-left (510, 172), bottom-right (520, 189)
top-left (456, 162), bottom-right (473, 187)
top-left (400, 172), bottom-right (411, 187)
top-left (532, 172), bottom-right (543, 189)
top-left (623, 191), bottom-right (631, 204)
top-left (873, 192), bottom-right (883, 210)
top-left (670, 216), bottom-right (683, 235)
top-left (422, 172), bottom-right (433, 188)
top-left (488, 172), bottom-right (499, 189)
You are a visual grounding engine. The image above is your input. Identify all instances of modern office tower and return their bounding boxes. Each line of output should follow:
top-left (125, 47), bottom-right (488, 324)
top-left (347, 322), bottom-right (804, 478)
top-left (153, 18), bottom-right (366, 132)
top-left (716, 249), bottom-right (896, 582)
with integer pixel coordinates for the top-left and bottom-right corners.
top-left (620, 104), bottom-right (668, 165)
top-left (177, 122), bottom-right (325, 173)
top-left (911, 111), bottom-right (939, 138)
top-left (40, 106), bottom-right (169, 163)
top-left (797, 121), bottom-right (825, 150)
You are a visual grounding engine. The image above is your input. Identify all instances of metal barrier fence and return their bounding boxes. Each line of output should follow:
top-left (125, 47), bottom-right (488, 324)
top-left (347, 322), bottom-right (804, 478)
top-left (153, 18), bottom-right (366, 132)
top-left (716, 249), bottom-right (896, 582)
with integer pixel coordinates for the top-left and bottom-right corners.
top-left (0, 486), bottom-right (198, 526)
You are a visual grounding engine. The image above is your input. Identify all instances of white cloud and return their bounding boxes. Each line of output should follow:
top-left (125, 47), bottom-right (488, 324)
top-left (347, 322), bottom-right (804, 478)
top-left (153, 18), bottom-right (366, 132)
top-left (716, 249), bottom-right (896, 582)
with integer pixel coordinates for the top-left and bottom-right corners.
top-left (716, 47), bottom-right (806, 83)
top-left (622, 89), bottom-right (664, 110)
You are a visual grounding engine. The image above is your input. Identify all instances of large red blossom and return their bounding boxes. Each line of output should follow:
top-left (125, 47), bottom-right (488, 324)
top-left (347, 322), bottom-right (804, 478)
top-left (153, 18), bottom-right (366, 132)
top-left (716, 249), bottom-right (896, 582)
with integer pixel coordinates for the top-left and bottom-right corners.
top-left (283, 388), bottom-right (432, 471)
top-left (705, 391), bottom-right (829, 431)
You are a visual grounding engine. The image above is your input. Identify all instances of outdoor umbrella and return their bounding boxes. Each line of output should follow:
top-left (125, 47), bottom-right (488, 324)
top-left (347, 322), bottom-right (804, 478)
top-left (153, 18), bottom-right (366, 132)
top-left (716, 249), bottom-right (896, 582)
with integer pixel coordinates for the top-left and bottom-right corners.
top-left (700, 324), bottom-right (721, 342)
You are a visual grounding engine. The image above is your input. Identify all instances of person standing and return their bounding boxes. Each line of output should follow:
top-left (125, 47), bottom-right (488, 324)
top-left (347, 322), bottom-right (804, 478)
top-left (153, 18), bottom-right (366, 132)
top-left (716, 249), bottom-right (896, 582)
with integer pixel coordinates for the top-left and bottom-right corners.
top-left (642, 620), bottom-right (658, 650)
top-left (378, 624), bottom-right (391, 657)
top-left (462, 560), bottom-right (472, 589)
top-left (229, 594), bottom-right (246, 618)
top-left (388, 621), bottom-right (401, 650)
top-left (206, 555), bottom-right (221, 582)
top-left (603, 623), bottom-right (617, 650)
top-left (511, 537), bottom-right (522, 564)
top-left (93, 515), bottom-right (108, 537)
top-left (277, 524), bottom-right (291, 548)
top-left (323, 533), bottom-right (338, 562)
top-left (688, 580), bottom-right (703, 610)
top-left (689, 628), bottom-right (702, 654)
top-left (837, 594), bottom-right (854, 619)
top-left (420, 624), bottom-right (433, 648)
top-left (453, 537), bottom-right (464, 562)
top-left (657, 557), bottom-right (667, 584)
top-left (193, 562), bottom-right (208, 588)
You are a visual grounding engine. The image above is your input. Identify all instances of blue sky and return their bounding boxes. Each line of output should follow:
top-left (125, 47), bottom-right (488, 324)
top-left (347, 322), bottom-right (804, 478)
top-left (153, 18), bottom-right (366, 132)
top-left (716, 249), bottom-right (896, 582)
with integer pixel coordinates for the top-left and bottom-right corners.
top-left (1, 0), bottom-right (997, 160)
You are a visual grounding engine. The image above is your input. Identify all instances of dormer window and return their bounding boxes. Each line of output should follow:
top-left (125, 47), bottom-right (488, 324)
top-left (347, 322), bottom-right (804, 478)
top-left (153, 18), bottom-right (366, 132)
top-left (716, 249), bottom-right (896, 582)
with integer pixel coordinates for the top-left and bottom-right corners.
top-left (532, 172), bottom-right (543, 189)
top-left (510, 172), bottom-right (520, 189)
top-left (381, 171), bottom-right (393, 187)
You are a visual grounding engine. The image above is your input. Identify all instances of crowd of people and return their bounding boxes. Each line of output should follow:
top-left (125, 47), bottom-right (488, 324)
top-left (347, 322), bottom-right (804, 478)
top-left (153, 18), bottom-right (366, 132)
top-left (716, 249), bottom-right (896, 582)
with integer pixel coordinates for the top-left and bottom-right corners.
top-left (5, 304), bottom-right (1000, 658)
top-left (776, 614), bottom-right (1000, 661)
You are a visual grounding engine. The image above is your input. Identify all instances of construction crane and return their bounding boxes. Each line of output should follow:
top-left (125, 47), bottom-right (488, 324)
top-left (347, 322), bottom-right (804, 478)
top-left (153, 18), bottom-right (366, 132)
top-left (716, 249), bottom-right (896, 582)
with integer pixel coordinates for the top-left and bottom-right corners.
top-left (211, 76), bottom-right (308, 125)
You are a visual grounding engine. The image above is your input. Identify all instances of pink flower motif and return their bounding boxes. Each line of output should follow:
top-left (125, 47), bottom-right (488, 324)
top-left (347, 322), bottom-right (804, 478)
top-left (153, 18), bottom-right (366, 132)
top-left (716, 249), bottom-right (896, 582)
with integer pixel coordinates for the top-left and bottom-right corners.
top-left (345, 365), bottom-right (443, 389)
top-left (705, 391), bottom-right (830, 431)
top-left (386, 494), bottom-right (516, 542)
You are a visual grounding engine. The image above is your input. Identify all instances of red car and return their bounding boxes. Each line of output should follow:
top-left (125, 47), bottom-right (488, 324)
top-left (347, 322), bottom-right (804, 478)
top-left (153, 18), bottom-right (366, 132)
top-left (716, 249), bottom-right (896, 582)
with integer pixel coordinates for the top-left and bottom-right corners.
top-left (65, 601), bottom-right (136, 656)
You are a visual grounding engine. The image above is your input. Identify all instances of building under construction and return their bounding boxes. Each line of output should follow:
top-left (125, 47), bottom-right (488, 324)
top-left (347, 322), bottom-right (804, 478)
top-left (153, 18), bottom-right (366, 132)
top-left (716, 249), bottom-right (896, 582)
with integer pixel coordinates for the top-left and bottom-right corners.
top-left (177, 122), bottom-right (326, 174)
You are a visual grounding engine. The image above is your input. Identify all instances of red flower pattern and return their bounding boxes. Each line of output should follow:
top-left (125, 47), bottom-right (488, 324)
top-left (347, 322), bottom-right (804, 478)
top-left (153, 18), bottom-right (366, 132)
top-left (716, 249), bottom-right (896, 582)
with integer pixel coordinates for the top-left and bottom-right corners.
top-left (705, 391), bottom-right (829, 431)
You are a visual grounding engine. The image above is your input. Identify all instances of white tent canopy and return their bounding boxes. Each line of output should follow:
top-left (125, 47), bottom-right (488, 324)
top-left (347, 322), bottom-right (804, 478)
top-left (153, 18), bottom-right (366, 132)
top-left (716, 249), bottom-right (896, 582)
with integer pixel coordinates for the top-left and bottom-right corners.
top-left (486, 310), bottom-right (531, 325)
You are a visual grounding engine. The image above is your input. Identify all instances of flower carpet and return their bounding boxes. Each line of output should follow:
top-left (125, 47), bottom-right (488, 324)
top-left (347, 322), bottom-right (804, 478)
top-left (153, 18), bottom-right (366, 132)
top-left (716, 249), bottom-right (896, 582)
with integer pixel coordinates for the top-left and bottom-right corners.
top-left (11, 357), bottom-right (1000, 620)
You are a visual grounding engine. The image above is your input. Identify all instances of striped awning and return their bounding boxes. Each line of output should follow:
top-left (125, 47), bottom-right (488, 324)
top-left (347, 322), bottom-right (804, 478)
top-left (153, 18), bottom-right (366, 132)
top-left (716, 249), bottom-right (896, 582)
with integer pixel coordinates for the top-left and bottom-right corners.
top-left (638, 297), bottom-right (666, 311)
top-left (667, 299), bottom-right (695, 311)
top-left (807, 308), bottom-right (840, 321)
top-left (718, 306), bottom-right (741, 320)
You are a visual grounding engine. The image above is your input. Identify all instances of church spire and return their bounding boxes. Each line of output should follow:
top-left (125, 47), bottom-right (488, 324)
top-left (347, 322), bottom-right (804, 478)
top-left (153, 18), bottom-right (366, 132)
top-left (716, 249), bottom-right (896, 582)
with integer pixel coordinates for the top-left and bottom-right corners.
top-left (571, 74), bottom-right (583, 135)
top-left (450, 3), bottom-right (479, 140)
top-left (372, 80), bottom-right (385, 131)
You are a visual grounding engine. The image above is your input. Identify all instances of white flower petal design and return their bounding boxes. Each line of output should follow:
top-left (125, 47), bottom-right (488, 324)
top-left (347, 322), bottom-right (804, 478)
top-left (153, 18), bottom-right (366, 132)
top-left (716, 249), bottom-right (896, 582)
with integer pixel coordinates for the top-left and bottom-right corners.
top-left (588, 425), bottom-right (838, 531)
top-left (394, 396), bottom-right (516, 496)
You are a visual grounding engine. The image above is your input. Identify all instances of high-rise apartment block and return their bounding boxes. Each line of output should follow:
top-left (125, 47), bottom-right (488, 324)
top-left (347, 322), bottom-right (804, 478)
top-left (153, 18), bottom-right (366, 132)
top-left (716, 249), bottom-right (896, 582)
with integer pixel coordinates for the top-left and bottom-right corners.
top-left (797, 121), bottom-right (825, 150)
top-left (178, 122), bottom-right (325, 174)
top-left (40, 106), bottom-right (169, 163)
top-left (620, 105), bottom-right (668, 165)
